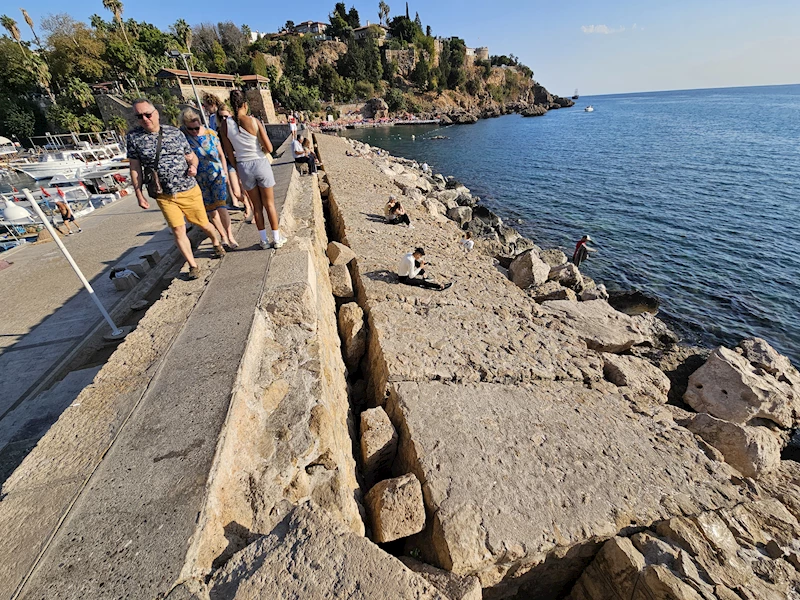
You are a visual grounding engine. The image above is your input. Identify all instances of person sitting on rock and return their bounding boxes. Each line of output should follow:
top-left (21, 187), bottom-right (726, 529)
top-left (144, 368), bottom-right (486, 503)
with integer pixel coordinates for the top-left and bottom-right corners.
top-left (292, 136), bottom-right (317, 175)
top-left (572, 234), bottom-right (597, 268)
top-left (460, 231), bottom-right (474, 253)
top-left (385, 196), bottom-right (413, 228)
top-left (397, 247), bottom-right (452, 290)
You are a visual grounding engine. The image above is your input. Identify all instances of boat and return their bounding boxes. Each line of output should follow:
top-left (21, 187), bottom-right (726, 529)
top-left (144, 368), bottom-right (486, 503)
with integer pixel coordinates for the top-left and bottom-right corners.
top-left (0, 136), bottom-right (20, 159)
top-left (572, 89), bottom-right (579, 100)
top-left (9, 131), bottom-right (126, 180)
top-left (584, 105), bottom-right (594, 112)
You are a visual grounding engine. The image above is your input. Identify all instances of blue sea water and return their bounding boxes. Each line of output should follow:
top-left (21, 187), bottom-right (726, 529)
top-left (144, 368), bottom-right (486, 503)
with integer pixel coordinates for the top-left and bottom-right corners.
top-left (340, 85), bottom-right (800, 366)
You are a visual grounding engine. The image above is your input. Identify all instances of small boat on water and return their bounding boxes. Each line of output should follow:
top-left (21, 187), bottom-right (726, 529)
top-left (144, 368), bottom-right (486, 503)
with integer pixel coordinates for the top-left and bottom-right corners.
top-left (584, 105), bottom-right (594, 112)
top-left (572, 89), bottom-right (579, 100)
top-left (8, 131), bottom-right (126, 180)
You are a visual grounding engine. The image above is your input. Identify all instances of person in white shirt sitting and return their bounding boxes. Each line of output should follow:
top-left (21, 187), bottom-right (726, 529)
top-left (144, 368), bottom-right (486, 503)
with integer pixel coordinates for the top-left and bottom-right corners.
top-left (292, 136), bottom-right (317, 174)
top-left (396, 247), bottom-right (452, 290)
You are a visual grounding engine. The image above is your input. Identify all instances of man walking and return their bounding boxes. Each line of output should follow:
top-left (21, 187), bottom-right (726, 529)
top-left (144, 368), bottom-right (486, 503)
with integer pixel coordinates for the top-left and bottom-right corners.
top-left (54, 198), bottom-right (81, 235)
top-left (127, 99), bottom-right (224, 280)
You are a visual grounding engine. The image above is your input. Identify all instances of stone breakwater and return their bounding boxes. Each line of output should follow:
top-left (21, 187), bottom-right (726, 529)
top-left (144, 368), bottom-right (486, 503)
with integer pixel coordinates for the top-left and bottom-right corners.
top-left (312, 134), bottom-right (800, 599)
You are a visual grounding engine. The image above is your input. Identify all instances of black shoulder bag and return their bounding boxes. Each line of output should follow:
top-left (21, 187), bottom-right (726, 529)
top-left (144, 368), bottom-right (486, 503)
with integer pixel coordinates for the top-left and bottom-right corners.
top-left (143, 128), bottom-right (164, 198)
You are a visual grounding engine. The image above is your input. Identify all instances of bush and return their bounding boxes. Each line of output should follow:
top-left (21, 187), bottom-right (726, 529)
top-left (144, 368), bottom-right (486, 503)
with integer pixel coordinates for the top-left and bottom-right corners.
top-left (354, 80), bottom-right (374, 100)
top-left (384, 88), bottom-right (406, 112)
top-left (78, 114), bottom-right (104, 133)
top-left (465, 78), bottom-right (480, 95)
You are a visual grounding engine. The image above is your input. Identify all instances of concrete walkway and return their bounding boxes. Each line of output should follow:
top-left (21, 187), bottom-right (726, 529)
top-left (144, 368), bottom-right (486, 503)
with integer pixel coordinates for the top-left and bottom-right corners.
top-left (6, 146), bottom-right (299, 598)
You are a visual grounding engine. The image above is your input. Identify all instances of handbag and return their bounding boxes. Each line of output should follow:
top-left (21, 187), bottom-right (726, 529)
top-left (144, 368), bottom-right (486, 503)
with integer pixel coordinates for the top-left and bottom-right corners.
top-left (142, 128), bottom-right (164, 198)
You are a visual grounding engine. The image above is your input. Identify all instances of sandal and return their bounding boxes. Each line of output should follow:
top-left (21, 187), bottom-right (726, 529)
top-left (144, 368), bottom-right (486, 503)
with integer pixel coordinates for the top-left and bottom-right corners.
top-left (213, 244), bottom-right (226, 258)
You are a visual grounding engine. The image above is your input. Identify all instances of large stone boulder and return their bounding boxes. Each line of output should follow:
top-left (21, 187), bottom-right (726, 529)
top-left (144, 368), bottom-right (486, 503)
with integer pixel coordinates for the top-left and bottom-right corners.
top-left (434, 189), bottom-right (460, 209)
top-left (542, 299), bottom-right (659, 353)
top-left (680, 412), bottom-right (783, 478)
top-left (399, 557), bottom-right (482, 600)
top-left (508, 250), bottom-right (550, 289)
top-left (607, 290), bottom-right (660, 315)
top-left (446, 206), bottom-right (472, 228)
top-left (548, 262), bottom-right (584, 291)
top-left (209, 503), bottom-right (446, 599)
top-left (539, 249), bottom-right (568, 268)
top-left (528, 281), bottom-right (577, 303)
top-left (364, 97), bottom-right (389, 119)
top-left (684, 342), bottom-right (800, 429)
top-left (330, 264), bottom-right (354, 298)
top-left (338, 303), bottom-right (366, 372)
top-left (327, 241), bottom-right (356, 266)
top-left (602, 354), bottom-right (671, 403)
top-left (520, 105), bottom-right (547, 117)
top-left (365, 473), bottom-right (426, 543)
top-left (360, 407), bottom-right (398, 488)
top-left (387, 381), bottom-right (741, 597)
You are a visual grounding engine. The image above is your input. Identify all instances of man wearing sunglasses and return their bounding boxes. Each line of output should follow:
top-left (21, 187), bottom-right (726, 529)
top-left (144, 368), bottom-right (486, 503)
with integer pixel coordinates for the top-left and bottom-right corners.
top-left (126, 99), bottom-right (224, 280)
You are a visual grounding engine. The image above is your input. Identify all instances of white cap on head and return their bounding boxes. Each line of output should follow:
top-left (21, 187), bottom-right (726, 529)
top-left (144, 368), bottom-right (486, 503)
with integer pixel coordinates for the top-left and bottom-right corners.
top-left (584, 235), bottom-right (592, 241)
top-left (389, 195), bottom-right (397, 201)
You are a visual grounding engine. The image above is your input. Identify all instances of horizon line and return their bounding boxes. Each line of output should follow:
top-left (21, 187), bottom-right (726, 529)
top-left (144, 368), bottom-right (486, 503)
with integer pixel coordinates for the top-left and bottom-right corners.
top-left (579, 81), bottom-right (800, 98)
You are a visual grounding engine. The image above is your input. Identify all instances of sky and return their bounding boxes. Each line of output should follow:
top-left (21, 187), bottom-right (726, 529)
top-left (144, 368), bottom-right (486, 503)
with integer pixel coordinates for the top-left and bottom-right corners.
top-left (10, 0), bottom-right (800, 96)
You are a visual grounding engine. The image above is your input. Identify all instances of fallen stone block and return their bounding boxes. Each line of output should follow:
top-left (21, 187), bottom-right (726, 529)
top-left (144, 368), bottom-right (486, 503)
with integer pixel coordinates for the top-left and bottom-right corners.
top-left (338, 303), bottom-right (366, 372)
top-left (681, 412), bottom-right (783, 478)
top-left (539, 249), bottom-right (567, 267)
top-left (548, 262), bottom-right (583, 290)
top-left (542, 299), bottom-right (657, 353)
top-left (528, 281), bottom-right (577, 303)
top-left (327, 241), bottom-right (357, 266)
top-left (209, 503), bottom-right (446, 599)
top-left (125, 257), bottom-right (151, 278)
top-left (580, 283), bottom-right (609, 302)
top-left (330, 264), bottom-right (354, 298)
top-left (365, 473), bottom-right (426, 543)
top-left (112, 271), bottom-right (139, 291)
top-left (509, 249), bottom-right (549, 288)
top-left (387, 381), bottom-right (741, 596)
top-left (446, 206), bottom-right (472, 228)
top-left (684, 343), bottom-right (800, 429)
top-left (602, 353), bottom-right (671, 403)
top-left (361, 407), bottom-right (398, 488)
top-left (399, 556), bottom-right (482, 600)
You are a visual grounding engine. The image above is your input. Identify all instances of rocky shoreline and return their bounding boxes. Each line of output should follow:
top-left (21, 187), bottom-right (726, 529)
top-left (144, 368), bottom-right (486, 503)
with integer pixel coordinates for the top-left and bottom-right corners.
top-left (319, 134), bottom-right (800, 598)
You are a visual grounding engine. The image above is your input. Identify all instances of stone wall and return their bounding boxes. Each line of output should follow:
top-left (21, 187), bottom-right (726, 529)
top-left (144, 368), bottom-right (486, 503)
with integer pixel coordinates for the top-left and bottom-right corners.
top-left (383, 48), bottom-right (430, 77)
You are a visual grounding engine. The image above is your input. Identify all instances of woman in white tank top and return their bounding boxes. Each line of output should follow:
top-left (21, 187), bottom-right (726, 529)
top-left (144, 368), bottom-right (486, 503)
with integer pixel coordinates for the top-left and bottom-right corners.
top-left (219, 90), bottom-right (285, 249)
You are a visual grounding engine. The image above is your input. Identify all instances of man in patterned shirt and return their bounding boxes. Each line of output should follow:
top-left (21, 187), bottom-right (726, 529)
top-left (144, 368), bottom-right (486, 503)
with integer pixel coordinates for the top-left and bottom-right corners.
top-left (127, 99), bottom-right (224, 280)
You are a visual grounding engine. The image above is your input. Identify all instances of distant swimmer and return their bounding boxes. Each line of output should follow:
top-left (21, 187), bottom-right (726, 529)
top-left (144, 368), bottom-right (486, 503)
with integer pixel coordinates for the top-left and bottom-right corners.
top-left (572, 234), bottom-right (597, 268)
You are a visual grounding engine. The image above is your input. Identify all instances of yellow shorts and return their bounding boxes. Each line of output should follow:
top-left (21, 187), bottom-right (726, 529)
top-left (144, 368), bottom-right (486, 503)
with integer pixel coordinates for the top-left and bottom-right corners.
top-left (156, 185), bottom-right (209, 229)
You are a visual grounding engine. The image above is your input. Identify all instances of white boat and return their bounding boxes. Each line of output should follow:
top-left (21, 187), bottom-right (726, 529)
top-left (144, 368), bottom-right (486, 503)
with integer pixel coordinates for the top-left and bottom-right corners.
top-left (584, 105), bottom-right (594, 112)
top-left (0, 136), bottom-right (19, 158)
top-left (11, 143), bottom-right (125, 180)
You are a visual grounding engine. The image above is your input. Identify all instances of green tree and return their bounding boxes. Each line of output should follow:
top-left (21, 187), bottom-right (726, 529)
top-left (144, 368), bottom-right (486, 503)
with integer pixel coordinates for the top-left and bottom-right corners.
top-left (378, 1), bottom-right (390, 26)
top-left (328, 2), bottom-right (351, 39)
top-left (347, 7), bottom-right (361, 28)
top-left (283, 36), bottom-right (306, 80)
top-left (387, 15), bottom-right (420, 43)
top-left (411, 54), bottom-right (429, 89)
top-left (109, 115), bottom-right (128, 136)
top-left (78, 114), bottom-right (104, 132)
top-left (171, 19), bottom-right (192, 53)
top-left (283, 20), bottom-right (295, 32)
top-left (47, 103), bottom-right (80, 132)
top-left (384, 87), bottom-right (405, 112)
top-left (1, 15), bottom-right (25, 55)
top-left (354, 80), bottom-right (373, 99)
top-left (64, 77), bottom-right (94, 109)
top-left (338, 32), bottom-right (383, 85)
top-left (210, 40), bottom-right (227, 73)
top-left (42, 14), bottom-right (109, 86)
top-left (2, 103), bottom-right (36, 138)
top-left (101, 0), bottom-right (130, 47)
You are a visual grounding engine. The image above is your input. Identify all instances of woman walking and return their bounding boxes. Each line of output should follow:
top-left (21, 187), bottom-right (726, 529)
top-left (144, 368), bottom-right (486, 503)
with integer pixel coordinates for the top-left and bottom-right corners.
top-left (180, 108), bottom-right (238, 248)
top-left (219, 90), bottom-right (285, 249)
top-left (217, 104), bottom-right (254, 223)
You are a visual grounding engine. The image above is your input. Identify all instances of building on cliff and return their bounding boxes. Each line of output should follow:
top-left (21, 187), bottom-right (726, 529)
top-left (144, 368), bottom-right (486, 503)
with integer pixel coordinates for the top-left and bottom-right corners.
top-left (154, 69), bottom-right (278, 124)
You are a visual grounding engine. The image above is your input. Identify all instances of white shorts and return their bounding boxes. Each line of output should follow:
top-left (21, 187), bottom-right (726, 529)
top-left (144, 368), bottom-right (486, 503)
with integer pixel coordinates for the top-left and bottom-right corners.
top-left (237, 158), bottom-right (275, 190)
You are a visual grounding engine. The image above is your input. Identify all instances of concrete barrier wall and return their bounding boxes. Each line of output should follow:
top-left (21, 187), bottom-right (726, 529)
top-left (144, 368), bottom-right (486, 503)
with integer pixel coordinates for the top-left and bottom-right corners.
top-left (179, 170), bottom-right (363, 585)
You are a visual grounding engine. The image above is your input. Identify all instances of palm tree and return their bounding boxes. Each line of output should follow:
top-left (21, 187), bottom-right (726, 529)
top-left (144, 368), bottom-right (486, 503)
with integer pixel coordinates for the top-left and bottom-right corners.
top-left (172, 19), bottom-right (192, 52)
top-left (1, 15), bottom-right (26, 55)
top-left (19, 8), bottom-right (42, 49)
top-left (378, 1), bottom-right (390, 26)
top-left (102, 0), bottom-right (129, 46)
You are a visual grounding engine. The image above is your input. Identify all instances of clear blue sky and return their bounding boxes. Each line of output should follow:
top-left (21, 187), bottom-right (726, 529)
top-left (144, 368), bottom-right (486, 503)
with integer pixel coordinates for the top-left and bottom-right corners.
top-left (13, 0), bottom-right (800, 95)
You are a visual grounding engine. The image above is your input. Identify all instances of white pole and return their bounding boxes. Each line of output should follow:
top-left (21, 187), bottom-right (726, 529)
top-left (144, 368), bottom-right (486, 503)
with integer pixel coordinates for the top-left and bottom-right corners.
top-left (23, 188), bottom-right (124, 336)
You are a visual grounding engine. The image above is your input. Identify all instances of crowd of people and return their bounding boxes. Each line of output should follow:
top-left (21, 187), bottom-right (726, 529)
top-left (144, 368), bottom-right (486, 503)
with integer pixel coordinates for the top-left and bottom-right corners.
top-left (126, 91), bottom-right (301, 279)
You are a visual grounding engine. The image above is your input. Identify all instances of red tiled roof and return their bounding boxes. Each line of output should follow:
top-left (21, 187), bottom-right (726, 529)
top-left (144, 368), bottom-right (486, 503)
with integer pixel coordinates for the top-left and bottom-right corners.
top-left (157, 69), bottom-right (269, 83)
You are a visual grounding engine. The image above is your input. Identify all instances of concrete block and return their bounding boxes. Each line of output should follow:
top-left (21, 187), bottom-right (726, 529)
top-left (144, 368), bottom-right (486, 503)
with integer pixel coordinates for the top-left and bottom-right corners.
top-left (125, 257), bottom-right (151, 278)
top-left (139, 250), bottom-right (162, 267)
top-left (112, 273), bottom-right (138, 291)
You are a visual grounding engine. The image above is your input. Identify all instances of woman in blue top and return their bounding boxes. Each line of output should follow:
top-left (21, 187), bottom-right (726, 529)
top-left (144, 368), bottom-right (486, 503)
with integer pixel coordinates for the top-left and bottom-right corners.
top-left (181, 108), bottom-right (238, 249)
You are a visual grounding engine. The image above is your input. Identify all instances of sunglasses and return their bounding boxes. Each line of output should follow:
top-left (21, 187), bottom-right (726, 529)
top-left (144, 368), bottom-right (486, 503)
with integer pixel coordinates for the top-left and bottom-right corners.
top-left (186, 126), bottom-right (201, 131)
top-left (135, 111), bottom-right (154, 120)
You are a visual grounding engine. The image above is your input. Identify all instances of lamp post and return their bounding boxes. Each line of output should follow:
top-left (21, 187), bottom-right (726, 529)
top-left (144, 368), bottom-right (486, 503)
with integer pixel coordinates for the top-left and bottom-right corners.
top-left (166, 50), bottom-right (206, 125)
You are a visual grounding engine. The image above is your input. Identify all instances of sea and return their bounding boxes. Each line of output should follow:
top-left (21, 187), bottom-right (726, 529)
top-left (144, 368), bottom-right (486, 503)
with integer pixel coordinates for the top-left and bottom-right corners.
top-left (339, 85), bottom-right (800, 366)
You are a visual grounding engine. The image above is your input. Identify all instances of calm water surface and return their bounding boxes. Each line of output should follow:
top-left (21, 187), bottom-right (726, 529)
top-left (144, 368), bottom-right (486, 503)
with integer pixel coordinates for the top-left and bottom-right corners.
top-left (341, 85), bottom-right (800, 365)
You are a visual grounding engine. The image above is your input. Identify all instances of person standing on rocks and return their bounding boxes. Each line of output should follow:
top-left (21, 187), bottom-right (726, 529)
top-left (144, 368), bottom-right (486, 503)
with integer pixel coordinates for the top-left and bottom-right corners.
top-left (127, 99), bottom-right (225, 281)
top-left (397, 247), bottom-right (452, 290)
top-left (572, 235), bottom-right (597, 268)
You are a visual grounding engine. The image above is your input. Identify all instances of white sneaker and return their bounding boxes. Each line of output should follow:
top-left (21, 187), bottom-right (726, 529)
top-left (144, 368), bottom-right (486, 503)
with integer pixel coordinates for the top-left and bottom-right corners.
top-left (273, 234), bottom-right (287, 249)
top-left (259, 239), bottom-right (271, 250)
